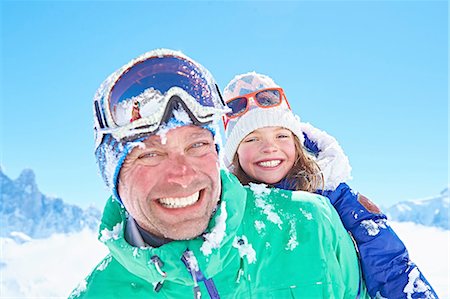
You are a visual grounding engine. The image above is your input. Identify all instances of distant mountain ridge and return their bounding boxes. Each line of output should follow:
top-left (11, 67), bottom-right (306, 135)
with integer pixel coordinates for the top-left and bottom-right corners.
top-left (1, 168), bottom-right (448, 240)
top-left (386, 187), bottom-right (449, 230)
top-left (0, 168), bottom-right (101, 239)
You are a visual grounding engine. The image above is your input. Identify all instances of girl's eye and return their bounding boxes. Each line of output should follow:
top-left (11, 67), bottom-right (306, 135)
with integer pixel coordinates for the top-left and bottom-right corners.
top-left (244, 137), bottom-right (258, 143)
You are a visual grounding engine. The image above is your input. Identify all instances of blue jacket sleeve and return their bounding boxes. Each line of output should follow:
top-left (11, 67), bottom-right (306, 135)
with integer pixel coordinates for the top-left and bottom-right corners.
top-left (321, 183), bottom-right (438, 299)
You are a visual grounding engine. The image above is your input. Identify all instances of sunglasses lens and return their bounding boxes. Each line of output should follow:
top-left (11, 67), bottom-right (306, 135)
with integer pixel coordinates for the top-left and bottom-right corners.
top-left (255, 89), bottom-right (282, 107)
top-left (226, 97), bottom-right (248, 117)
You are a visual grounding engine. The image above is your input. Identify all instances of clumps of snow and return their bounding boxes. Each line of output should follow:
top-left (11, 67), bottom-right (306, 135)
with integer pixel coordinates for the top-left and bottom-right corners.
top-left (403, 267), bottom-right (436, 299)
top-left (173, 106), bottom-right (192, 125)
top-left (265, 242), bottom-right (271, 248)
top-left (200, 202), bottom-right (227, 256)
top-left (254, 220), bottom-right (266, 234)
top-left (299, 208), bottom-right (313, 220)
top-left (99, 223), bottom-right (123, 243)
top-left (352, 209), bottom-right (366, 220)
top-left (98, 142), bottom-right (123, 189)
top-left (299, 122), bottom-right (352, 190)
top-left (96, 255), bottom-right (112, 271)
top-left (249, 182), bottom-right (271, 197)
top-left (155, 106), bottom-right (193, 144)
top-left (374, 291), bottom-right (388, 299)
top-left (249, 183), bottom-right (283, 229)
top-left (185, 250), bottom-right (200, 272)
top-left (360, 219), bottom-right (388, 236)
top-left (285, 220), bottom-right (299, 251)
top-left (232, 236), bottom-right (256, 264)
top-left (133, 248), bottom-right (139, 258)
top-left (128, 141), bottom-right (146, 150)
top-left (69, 279), bottom-right (87, 298)
top-left (254, 197), bottom-right (283, 229)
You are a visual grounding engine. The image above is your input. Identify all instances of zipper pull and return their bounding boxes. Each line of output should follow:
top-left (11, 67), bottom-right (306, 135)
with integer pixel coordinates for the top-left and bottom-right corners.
top-left (151, 255), bottom-right (167, 278)
top-left (193, 285), bottom-right (202, 299)
top-left (153, 281), bottom-right (164, 293)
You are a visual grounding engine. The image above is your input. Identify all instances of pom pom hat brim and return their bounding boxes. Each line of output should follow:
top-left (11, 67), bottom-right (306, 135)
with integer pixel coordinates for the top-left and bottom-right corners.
top-left (223, 72), bottom-right (304, 167)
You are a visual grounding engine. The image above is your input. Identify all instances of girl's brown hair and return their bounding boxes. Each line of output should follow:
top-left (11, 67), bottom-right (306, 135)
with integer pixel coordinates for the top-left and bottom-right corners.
top-left (231, 133), bottom-right (324, 192)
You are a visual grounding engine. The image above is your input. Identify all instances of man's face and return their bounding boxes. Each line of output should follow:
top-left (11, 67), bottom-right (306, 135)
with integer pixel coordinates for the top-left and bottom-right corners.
top-left (118, 125), bottom-right (221, 240)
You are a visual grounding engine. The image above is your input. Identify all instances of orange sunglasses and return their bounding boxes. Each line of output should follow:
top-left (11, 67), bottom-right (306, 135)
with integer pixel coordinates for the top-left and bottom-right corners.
top-left (223, 87), bottom-right (291, 129)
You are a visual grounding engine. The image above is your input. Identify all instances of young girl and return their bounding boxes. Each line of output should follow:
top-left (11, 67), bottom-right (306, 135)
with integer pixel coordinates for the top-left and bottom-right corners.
top-left (222, 72), bottom-right (438, 299)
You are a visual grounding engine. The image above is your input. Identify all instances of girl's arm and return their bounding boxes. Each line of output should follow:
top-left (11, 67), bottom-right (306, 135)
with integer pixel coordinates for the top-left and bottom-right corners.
top-left (300, 122), bottom-right (438, 298)
top-left (323, 183), bottom-right (438, 298)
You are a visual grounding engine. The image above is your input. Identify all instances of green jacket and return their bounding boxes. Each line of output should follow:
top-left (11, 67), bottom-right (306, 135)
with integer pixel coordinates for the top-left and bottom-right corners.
top-left (70, 170), bottom-right (368, 299)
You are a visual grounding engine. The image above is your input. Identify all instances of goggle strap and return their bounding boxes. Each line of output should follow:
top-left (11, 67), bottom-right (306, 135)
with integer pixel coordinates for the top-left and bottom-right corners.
top-left (94, 100), bottom-right (106, 129)
top-left (215, 84), bottom-right (226, 106)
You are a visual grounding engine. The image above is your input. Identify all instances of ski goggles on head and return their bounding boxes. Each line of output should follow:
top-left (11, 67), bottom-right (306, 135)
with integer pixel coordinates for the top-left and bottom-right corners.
top-left (223, 87), bottom-right (291, 128)
top-left (94, 53), bottom-right (228, 142)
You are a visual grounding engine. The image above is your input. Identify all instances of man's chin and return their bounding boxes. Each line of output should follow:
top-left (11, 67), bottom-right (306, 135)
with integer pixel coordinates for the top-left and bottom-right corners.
top-left (157, 217), bottom-right (211, 241)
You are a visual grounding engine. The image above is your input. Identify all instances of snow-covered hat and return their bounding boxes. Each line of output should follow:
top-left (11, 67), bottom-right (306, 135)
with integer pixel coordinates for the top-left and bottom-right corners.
top-left (94, 49), bottom-right (227, 202)
top-left (223, 72), bottom-right (304, 167)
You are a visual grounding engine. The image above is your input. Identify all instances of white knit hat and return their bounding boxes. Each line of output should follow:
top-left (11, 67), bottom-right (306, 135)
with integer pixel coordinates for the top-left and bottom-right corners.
top-left (223, 72), bottom-right (304, 167)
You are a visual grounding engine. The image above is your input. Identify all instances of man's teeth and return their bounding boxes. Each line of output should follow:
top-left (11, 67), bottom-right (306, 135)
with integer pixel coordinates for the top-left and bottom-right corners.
top-left (159, 192), bottom-right (200, 209)
top-left (257, 160), bottom-right (281, 168)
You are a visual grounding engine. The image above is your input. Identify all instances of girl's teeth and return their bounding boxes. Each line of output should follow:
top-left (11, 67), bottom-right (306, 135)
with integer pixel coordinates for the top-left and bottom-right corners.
top-left (258, 160), bottom-right (281, 167)
top-left (159, 191), bottom-right (200, 209)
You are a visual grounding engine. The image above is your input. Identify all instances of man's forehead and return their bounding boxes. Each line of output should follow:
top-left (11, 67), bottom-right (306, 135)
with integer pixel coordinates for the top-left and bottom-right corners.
top-left (145, 126), bottom-right (213, 145)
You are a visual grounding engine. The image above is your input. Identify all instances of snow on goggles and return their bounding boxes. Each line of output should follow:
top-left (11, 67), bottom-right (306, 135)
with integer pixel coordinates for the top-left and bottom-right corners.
top-left (223, 88), bottom-right (290, 128)
top-left (94, 54), bottom-right (227, 141)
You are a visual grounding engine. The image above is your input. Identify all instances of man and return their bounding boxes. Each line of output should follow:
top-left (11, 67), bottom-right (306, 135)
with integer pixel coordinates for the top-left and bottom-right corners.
top-left (70, 49), bottom-right (369, 298)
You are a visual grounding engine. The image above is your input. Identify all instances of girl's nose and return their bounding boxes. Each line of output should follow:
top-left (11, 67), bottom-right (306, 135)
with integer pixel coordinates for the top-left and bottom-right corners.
top-left (260, 140), bottom-right (278, 154)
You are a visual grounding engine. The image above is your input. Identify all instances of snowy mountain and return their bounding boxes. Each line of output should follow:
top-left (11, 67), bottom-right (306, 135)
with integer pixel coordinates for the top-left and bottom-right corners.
top-left (0, 168), bottom-right (101, 239)
top-left (386, 187), bottom-right (449, 230)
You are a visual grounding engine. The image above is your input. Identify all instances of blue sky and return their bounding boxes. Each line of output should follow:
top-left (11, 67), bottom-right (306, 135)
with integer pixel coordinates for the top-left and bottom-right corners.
top-left (1, 1), bottom-right (447, 208)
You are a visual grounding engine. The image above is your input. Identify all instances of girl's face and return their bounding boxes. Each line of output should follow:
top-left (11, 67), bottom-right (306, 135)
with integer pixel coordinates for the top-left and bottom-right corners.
top-left (237, 126), bottom-right (297, 184)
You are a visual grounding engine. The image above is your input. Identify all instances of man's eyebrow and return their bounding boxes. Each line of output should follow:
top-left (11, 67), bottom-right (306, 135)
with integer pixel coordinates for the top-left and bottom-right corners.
top-left (189, 131), bottom-right (212, 139)
top-left (143, 137), bottom-right (162, 147)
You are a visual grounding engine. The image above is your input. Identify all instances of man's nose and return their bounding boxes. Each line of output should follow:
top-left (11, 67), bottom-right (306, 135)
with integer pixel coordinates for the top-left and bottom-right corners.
top-left (165, 155), bottom-right (195, 187)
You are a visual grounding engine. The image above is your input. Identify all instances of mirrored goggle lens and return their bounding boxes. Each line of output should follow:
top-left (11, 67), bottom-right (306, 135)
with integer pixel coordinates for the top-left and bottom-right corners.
top-left (109, 55), bottom-right (215, 126)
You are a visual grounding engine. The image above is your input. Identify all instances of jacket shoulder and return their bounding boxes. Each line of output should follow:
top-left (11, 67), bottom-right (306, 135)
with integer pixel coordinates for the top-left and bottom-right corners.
top-left (69, 254), bottom-right (153, 298)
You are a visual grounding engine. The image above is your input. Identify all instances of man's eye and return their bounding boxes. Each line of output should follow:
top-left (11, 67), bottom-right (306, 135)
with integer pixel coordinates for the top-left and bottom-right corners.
top-left (138, 152), bottom-right (159, 159)
top-left (191, 142), bottom-right (208, 148)
top-left (188, 141), bottom-right (213, 156)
